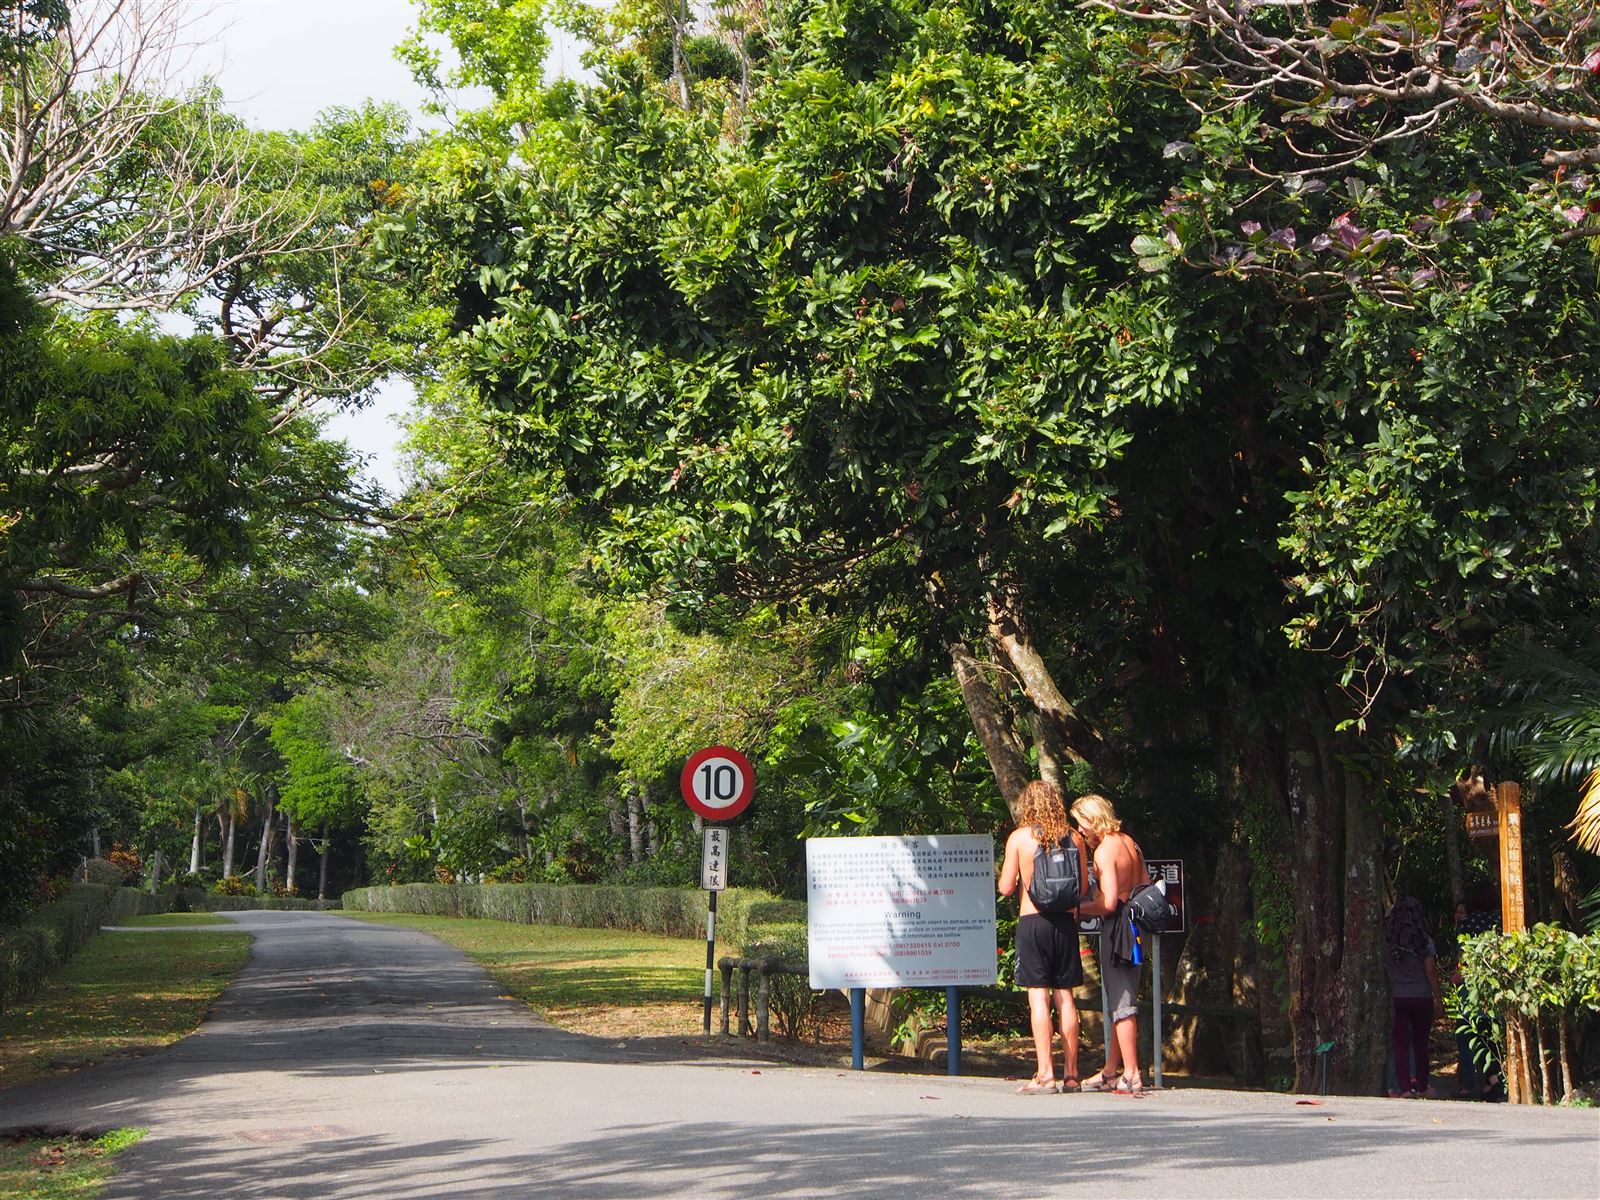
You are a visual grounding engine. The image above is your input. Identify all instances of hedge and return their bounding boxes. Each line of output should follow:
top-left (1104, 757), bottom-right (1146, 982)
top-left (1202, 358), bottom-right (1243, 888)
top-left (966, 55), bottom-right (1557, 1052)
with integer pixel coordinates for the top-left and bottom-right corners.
top-left (0, 885), bottom-right (173, 1013)
top-left (174, 890), bottom-right (340, 913)
top-left (342, 882), bottom-right (803, 947)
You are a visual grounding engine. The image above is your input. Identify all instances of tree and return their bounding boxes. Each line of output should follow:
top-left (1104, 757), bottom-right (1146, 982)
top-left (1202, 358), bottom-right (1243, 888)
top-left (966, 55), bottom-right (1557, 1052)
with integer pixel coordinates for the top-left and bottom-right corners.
top-left (1095, 0), bottom-right (1600, 169)
top-left (393, 0), bottom-right (1600, 1090)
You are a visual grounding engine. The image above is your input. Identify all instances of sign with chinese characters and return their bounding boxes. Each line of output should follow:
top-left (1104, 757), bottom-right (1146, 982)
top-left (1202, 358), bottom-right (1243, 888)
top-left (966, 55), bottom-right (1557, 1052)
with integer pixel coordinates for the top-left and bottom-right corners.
top-left (1497, 783), bottom-right (1526, 934)
top-left (1143, 858), bottom-right (1186, 934)
top-left (805, 835), bottom-right (997, 990)
top-left (701, 827), bottom-right (729, 892)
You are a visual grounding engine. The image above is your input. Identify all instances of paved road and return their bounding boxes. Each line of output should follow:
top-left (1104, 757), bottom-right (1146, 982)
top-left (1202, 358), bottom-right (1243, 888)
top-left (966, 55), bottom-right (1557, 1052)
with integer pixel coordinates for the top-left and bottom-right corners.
top-left (1, 911), bottom-right (1595, 1198)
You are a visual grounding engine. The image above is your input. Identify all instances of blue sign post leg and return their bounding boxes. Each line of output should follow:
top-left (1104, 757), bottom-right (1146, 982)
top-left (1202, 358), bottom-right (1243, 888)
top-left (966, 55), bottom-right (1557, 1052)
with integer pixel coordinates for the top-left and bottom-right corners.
top-left (850, 987), bottom-right (865, 1071)
top-left (946, 986), bottom-right (961, 1076)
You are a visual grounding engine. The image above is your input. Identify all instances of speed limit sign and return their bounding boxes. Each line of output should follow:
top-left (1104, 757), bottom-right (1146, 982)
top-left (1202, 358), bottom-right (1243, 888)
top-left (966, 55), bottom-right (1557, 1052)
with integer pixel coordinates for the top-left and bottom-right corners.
top-left (680, 745), bottom-right (755, 821)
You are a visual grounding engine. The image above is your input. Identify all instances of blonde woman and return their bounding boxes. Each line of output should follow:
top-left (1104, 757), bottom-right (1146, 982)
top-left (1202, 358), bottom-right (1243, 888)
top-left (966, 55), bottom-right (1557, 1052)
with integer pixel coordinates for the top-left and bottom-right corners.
top-left (999, 780), bottom-right (1089, 1093)
top-left (1072, 792), bottom-right (1148, 1095)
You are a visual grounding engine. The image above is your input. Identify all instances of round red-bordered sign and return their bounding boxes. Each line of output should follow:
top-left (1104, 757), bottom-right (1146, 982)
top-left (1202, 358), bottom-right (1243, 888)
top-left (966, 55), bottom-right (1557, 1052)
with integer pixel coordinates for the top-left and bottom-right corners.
top-left (680, 745), bottom-right (755, 821)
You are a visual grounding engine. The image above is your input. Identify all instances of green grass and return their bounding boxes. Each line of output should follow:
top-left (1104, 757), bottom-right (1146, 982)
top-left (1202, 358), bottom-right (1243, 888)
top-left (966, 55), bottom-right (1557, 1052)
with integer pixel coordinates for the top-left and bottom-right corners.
top-left (0, 1128), bottom-right (145, 1200)
top-left (340, 912), bottom-right (704, 1013)
top-left (111, 913), bottom-right (235, 928)
top-left (0, 929), bottom-right (249, 1092)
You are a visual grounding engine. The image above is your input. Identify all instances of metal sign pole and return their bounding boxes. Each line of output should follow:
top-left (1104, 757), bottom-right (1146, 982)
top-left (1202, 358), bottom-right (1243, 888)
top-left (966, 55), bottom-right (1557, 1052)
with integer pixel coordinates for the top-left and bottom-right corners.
top-left (850, 987), bottom-right (865, 1070)
top-left (703, 887), bottom-right (717, 1034)
top-left (946, 986), bottom-right (961, 1076)
top-left (1152, 933), bottom-right (1163, 1089)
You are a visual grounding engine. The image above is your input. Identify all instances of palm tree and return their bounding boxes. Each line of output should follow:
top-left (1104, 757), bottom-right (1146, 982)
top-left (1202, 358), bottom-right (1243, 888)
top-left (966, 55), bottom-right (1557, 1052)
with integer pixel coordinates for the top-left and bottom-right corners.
top-left (1481, 636), bottom-right (1600, 855)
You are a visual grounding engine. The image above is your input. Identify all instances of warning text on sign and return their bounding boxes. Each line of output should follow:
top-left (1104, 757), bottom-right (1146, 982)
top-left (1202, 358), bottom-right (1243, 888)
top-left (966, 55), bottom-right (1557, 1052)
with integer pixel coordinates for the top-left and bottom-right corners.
top-left (805, 835), bottom-right (997, 989)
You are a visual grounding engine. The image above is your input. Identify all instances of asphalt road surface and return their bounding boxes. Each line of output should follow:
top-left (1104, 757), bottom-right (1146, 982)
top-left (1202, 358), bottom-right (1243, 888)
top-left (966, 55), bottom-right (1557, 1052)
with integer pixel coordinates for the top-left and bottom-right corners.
top-left (1, 911), bottom-right (1595, 1198)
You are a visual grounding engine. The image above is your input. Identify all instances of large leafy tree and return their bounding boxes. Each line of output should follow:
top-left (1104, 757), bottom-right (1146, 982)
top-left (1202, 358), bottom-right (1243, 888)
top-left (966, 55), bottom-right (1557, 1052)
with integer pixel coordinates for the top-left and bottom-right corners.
top-left (0, 1), bottom-right (412, 902)
top-left (393, 0), bottom-right (1600, 1090)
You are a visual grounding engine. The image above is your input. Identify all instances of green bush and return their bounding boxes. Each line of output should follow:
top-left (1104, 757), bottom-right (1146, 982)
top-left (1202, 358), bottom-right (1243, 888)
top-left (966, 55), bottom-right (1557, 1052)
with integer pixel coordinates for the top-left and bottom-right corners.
top-left (1458, 924), bottom-right (1600, 1104)
top-left (179, 889), bottom-right (338, 912)
top-left (738, 921), bottom-right (815, 1039)
top-left (342, 882), bottom-right (785, 943)
top-left (0, 885), bottom-right (173, 1013)
top-left (78, 859), bottom-right (125, 887)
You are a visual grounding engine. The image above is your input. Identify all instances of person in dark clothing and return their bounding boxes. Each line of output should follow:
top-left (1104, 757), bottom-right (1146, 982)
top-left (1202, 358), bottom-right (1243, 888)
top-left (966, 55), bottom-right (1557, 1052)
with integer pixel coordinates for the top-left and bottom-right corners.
top-left (1385, 896), bottom-right (1445, 1098)
top-left (999, 780), bottom-right (1089, 1093)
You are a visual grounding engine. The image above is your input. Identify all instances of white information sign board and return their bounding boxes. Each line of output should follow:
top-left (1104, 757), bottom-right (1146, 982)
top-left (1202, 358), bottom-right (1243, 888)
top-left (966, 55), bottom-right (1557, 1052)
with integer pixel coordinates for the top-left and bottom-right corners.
top-left (701, 827), bottom-right (729, 891)
top-left (805, 835), bottom-right (997, 989)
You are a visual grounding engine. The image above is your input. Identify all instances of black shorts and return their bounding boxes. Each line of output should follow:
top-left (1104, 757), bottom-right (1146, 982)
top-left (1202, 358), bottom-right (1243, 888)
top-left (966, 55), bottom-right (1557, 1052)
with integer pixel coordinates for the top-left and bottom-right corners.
top-left (1015, 912), bottom-right (1084, 989)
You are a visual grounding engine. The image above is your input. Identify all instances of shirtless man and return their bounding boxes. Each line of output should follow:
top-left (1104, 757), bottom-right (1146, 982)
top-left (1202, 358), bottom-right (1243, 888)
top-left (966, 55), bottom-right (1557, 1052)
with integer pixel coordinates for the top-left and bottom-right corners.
top-left (1072, 792), bottom-right (1148, 1094)
top-left (999, 780), bottom-right (1089, 1093)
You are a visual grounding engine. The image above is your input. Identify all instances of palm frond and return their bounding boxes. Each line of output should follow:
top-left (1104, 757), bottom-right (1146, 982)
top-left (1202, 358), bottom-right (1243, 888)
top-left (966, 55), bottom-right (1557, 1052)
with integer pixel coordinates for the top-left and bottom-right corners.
top-left (1567, 768), bottom-right (1600, 857)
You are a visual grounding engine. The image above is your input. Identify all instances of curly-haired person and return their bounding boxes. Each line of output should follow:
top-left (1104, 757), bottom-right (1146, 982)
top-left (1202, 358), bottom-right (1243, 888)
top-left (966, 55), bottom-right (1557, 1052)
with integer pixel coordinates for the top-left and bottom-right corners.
top-left (999, 780), bottom-right (1089, 1093)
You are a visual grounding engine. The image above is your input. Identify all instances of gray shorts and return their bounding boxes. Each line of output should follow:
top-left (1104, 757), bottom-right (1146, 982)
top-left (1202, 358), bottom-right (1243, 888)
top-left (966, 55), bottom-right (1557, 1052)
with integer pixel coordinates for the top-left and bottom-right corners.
top-left (1099, 918), bottom-right (1141, 1023)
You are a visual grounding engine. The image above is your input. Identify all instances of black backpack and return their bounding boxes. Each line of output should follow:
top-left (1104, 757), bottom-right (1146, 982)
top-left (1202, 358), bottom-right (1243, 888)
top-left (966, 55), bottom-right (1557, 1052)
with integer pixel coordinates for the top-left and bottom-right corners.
top-left (1127, 878), bottom-right (1176, 933)
top-left (1027, 832), bottom-right (1082, 914)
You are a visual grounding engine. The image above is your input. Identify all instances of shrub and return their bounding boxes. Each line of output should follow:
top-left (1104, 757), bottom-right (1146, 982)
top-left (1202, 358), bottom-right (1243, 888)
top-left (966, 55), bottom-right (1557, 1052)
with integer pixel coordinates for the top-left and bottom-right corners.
top-left (212, 876), bottom-right (258, 897)
top-left (0, 885), bottom-right (171, 1012)
top-left (739, 920), bottom-right (817, 1040)
top-left (104, 844), bottom-right (142, 884)
top-left (341, 882), bottom-right (789, 944)
top-left (78, 858), bottom-right (126, 887)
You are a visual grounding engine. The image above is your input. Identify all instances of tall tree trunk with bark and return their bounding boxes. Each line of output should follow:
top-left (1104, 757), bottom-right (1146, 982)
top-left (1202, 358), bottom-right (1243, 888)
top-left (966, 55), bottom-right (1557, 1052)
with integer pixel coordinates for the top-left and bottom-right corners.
top-left (190, 803), bottom-right (203, 875)
top-left (222, 808), bottom-right (237, 879)
top-left (254, 790), bottom-right (277, 892)
top-left (1245, 701), bottom-right (1387, 1095)
top-left (285, 814), bottom-right (298, 895)
top-left (949, 639), bottom-right (1029, 808)
top-left (317, 823), bottom-right (330, 901)
top-left (986, 581), bottom-right (1111, 782)
top-left (627, 789), bottom-right (645, 864)
top-left (147, 849), bottom-right (162, 894)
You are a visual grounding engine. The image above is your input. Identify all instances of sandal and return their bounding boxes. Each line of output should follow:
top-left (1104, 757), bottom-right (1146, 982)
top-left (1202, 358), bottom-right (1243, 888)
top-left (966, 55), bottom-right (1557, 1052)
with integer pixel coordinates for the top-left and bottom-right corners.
top-left (1059, 1077), bottom-right (1081, 1093)
top-left (1113, 1075), bottom-right (1145, 1096)
top-left (1018, 1078), bottom-right (1060, 1095)
top-left (1081, 1071), bottom-right (1119, 1092)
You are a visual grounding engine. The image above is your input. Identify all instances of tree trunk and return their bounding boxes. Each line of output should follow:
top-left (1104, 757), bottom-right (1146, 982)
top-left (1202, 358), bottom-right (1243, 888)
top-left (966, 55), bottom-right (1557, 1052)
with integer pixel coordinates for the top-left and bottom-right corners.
top-left (91, 825), bottom-right (101, 857)
top-left (1558, 1015), bottom-right (1574, 1103)
top-left (190, 803), bottom-right (203, 875)
top-left (318, 823), bottom-right (330, 901)
top-left (1441, 783), bottom-right (1465, 909)
top-left (606, 788), bottom-right (627, 872)
top-left (254, 791), bottom-right (276, 892)
top-left (1028, 711), bottom-right (1066, 795)
top-left (1535, 1018), bottom-right (1553, 1104)
top-left (949, 638), bottom-right (1029, 808)
top-left (628, 789), bottom-right (645, 864)
top-left (285, 814), bottom-right (298, 895)
top-left (1243, 700), bottom-right (1387, 1095)
top-left (516, 798), bottom-right (532, 862)
top-left (148, 848), bottom-right (162, 894)
top-left (986, 581), bottom-right (1109, 780)
top-left (222, 810), bottom-right (236, 879)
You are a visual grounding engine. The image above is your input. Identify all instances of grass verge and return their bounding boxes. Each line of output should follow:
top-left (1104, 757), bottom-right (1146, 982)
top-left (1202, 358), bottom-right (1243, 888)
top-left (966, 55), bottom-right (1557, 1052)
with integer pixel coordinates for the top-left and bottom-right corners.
top-left (340, 912), bottom-right (707, 1035)
top-left (0, 929), bottom-right (250, 1092)
top-left (112, 913), bottom-right (236, 928)
top-left (0, 1127), bottom-right (145, 1200)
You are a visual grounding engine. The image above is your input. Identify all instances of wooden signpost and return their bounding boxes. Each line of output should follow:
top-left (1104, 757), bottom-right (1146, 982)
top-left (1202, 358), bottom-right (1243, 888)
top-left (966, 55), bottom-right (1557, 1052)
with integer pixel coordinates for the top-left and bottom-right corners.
top-left (1494, 782), bottom-right (1534, 1104)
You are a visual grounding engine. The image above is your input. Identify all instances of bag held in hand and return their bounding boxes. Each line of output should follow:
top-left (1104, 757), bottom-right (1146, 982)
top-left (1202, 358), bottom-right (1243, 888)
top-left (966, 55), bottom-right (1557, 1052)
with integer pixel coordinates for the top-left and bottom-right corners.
top-left (1027, 833), bottom-right (1082, 914)
top-left (1127, 877), bottom-right (1175, 934)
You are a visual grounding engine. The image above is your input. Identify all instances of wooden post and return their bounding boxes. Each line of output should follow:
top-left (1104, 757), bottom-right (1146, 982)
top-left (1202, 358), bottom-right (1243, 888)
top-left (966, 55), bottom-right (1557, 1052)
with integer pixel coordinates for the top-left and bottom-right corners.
top-left (1496, 783), bottom-right (1531, 1104)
